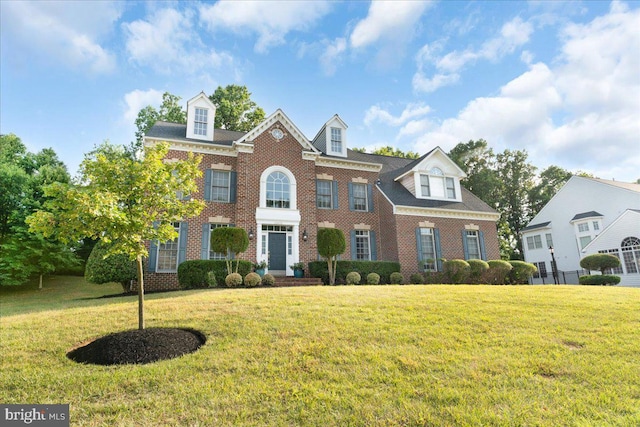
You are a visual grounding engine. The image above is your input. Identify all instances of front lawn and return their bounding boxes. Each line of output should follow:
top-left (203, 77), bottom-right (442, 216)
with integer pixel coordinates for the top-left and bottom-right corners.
top-left (1, 279), bottom-right (639, 426)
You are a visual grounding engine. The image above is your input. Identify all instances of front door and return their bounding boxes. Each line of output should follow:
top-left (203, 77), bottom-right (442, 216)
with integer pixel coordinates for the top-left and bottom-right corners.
top-left (268, 232), bottom-right (287, 273)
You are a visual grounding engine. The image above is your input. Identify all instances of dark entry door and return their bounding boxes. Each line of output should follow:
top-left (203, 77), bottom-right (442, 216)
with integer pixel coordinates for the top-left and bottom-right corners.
top-left (268, 233), bottom-right (287, 271)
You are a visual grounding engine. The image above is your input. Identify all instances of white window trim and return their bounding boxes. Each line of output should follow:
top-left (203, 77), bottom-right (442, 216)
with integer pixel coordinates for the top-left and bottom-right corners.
top-left (156, 223), bottom-right (181, 273)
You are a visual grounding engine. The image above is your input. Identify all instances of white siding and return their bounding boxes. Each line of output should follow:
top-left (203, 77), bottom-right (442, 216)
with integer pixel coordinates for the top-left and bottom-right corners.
top-left (523, 176), bottom-right (640, 278)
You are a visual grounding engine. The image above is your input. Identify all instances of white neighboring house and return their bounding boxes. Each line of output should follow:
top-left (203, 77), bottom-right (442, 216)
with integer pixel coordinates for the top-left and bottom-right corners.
top-left (521, 176), bottom-right (640, 286)
top-left (582, 209), bottom-right (640, 287)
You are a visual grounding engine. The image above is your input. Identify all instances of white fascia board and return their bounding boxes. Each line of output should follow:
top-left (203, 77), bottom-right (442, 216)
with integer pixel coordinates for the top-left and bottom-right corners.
top-left (315, 156), bottom-right (382, 172)
top-left (144, 137), bottom-right (238, 157)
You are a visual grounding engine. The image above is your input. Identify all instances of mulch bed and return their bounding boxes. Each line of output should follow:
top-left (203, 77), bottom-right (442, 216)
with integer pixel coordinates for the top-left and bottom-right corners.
top-left (67, 328), bottom-right (206, 366)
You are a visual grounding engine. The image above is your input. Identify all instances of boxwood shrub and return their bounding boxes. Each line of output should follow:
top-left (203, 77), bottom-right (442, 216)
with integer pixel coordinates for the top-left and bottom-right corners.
top-left (366, 272), bottom-right (380, 285)
top-left (443, 259), bottom-right (470, 284)
top-left (579, 274), bottom-right (621, 286)
top-left (346, 272), bottom-right (361, 285)
top-left (308, 260), bottom-right (401, 285)
top-left (178, 260), bottom-right (251, 289)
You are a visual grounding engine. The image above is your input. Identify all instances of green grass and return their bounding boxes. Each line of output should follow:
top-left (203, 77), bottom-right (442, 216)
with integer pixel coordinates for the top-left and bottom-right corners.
top-left (1, 278), bottom-right (639, 426)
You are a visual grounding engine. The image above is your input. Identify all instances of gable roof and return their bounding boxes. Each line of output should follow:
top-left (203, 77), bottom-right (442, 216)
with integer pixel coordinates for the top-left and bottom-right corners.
top-left (581, 209), bottom-right (640, 253)
top-left (237, 109), bottom-right (319, 153)
top-left (392, 147), bottom-right (467, 181)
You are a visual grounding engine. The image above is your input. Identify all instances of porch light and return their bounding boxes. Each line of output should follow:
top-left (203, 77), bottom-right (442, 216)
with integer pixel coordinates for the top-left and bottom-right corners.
top-left (248, 228), bottom-right (254, 240)
top-left (302, 229), bottom-right (308, 242)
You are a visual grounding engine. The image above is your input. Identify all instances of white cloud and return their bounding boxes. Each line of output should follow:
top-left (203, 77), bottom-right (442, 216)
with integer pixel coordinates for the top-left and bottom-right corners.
top-left (402, 4), bottom-right (640, 181)
top-left (413, 16), bottom-right (534, 93)
top-left (319, 38), bottom-right (347, 76)
top-left (199, 1), bottom-right (332, 53)
top-left (123, 89), bottom-right (164, 123)
top-left (123, 7), bottom-right (236, 78)
top-left (349, 1), bottom-right (433, 70)
top-left (364, 103), bottom-right (432, 127)
top-left (0, 1), bottom-right (119, 73)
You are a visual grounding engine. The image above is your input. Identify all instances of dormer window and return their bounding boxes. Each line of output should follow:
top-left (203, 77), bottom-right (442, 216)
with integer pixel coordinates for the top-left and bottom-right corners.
top-left (194, 108), bottom-right (208, 136)
top-left (418, 172), bottom-right (458, 200)
top-left (330, 128), bottom-right (342, 153)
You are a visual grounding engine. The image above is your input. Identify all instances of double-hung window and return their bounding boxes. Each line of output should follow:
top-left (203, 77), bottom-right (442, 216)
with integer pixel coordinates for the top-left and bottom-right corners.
top-left (156, 222), bottom-right (181, 272)
top-left (420, 175), bottom-right (430, 197)
top-left (330, 128), bottom-right (342, 153)
top-left (194, 108), bottom-right (208, 136)
top-left (354, 230), bottom-right (371, 261)
top-left (527, 235), bottom-right (543, 250)
top-left (352, 183), bottom-right (367, 212)
top-left (465, 230), bottom-right (481, 260)
top-left (316, 180), bottom-right (333, 209)
top-left (445, 177), bottom-right (456, 199)
top-left (211, 171), bottom-right (231, 202)
top-left (578, 222), bottom-right (589, 233)
top-left (419, 228), bottom-right (437, 271)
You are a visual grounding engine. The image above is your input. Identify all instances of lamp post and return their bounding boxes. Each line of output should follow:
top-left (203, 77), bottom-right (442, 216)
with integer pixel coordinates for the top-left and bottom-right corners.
top-left (549, 246), bottom-right (559, 285)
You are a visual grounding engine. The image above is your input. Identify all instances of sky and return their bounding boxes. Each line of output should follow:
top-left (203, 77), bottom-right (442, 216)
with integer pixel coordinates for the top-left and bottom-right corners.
top-left (1, 0), bottom-right (639, 183)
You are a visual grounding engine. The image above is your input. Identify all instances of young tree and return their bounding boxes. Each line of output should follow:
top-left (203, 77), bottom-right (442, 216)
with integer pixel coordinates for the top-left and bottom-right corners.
top-left (27, 142), bottom-right (205, 329)
top-left (317, 228), bottom-right (346, 285)
top-left (209, 85), bottom-right (265, 131)
top-left (209, 227), bottom-right (249, 275)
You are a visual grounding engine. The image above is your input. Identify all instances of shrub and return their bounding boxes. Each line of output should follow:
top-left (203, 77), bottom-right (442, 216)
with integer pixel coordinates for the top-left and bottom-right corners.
top-left (244, 272), bottom-right (261, 287)
top-left (467, 259), bottom-right (489, 283)
top-left (443, 259), bottom-right (470, 284)
top-left (486, 260), bottom-right (513, 285)
top-left (178, 260), bottom-right (251, 289)
top-left (410, 273), bottom-right (424, 284)
top-left (308, 260), bottom-right (401, 285)
top-left (507, 261), bottom-right (537, 284)
top-left (423, 271), bottom-right (447, 284)
top-left (346, 271), bottom-right (361, 285)
top-left (210, 227), bottom-right (249, 275)
top-left (85, 241), bottom-right (137, 292)
top-left (579, 274), bottom-right (621, 286)
top-left (225, 273), bottom-right (243, 287)
top-left (390, 272), bottom-right (404, 285)
top-left (366, 272), bottom-right (380, 285)
top-left (580, 254), bottom-right (621, 274)
top-left (317, 228), bottom-right (347, 285)
top-left (262, 274), bottom-right (275, 286)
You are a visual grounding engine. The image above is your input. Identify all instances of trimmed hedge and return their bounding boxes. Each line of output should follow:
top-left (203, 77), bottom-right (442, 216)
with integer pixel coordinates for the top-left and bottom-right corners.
top-left (308, 260), bottom-right (401, 285)
top-left (467, 259), bottom-right (489, 283)
top-left (507, 261), bottom-right (537, 284)
top-left (225, 273), bottom-right (243, 287)
top-left (177, 260), bottom-right (251, 289)
top-left (443, 259), bottom-right (470, 284)
top-left (410, 273), bottom-right (424, 284)
top-left (486, 260), bottom-right (513, 285)
top-left (579, 274), bottom-right (621, 286)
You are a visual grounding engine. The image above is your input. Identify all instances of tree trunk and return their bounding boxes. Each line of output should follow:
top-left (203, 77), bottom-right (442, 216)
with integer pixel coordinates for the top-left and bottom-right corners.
top-left (39, 274), bottom-right (43, 289)
top-left (136, 255), bottom-right (145, 330)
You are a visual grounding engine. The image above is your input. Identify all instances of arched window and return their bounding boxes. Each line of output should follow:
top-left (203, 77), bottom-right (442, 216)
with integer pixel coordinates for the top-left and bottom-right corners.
top-left (621, 237), bottom-right (640, 274)
top-left (266, 171), bottom-right (290, 208)
top-left (429, 167), bottom-right (444, 176)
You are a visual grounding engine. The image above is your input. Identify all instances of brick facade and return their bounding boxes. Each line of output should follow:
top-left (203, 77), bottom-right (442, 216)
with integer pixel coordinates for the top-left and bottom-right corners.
top-left (143, 104), bottom-right (500, 290)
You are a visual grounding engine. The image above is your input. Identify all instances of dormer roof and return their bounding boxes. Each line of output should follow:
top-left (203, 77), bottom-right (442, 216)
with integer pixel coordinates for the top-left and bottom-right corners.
top-left (393, 147), bottom-right (467, 182)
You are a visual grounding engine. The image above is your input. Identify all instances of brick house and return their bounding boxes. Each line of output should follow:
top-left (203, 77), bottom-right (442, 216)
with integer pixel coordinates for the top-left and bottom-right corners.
top-left (143, 92), bottom-right (500, 290)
